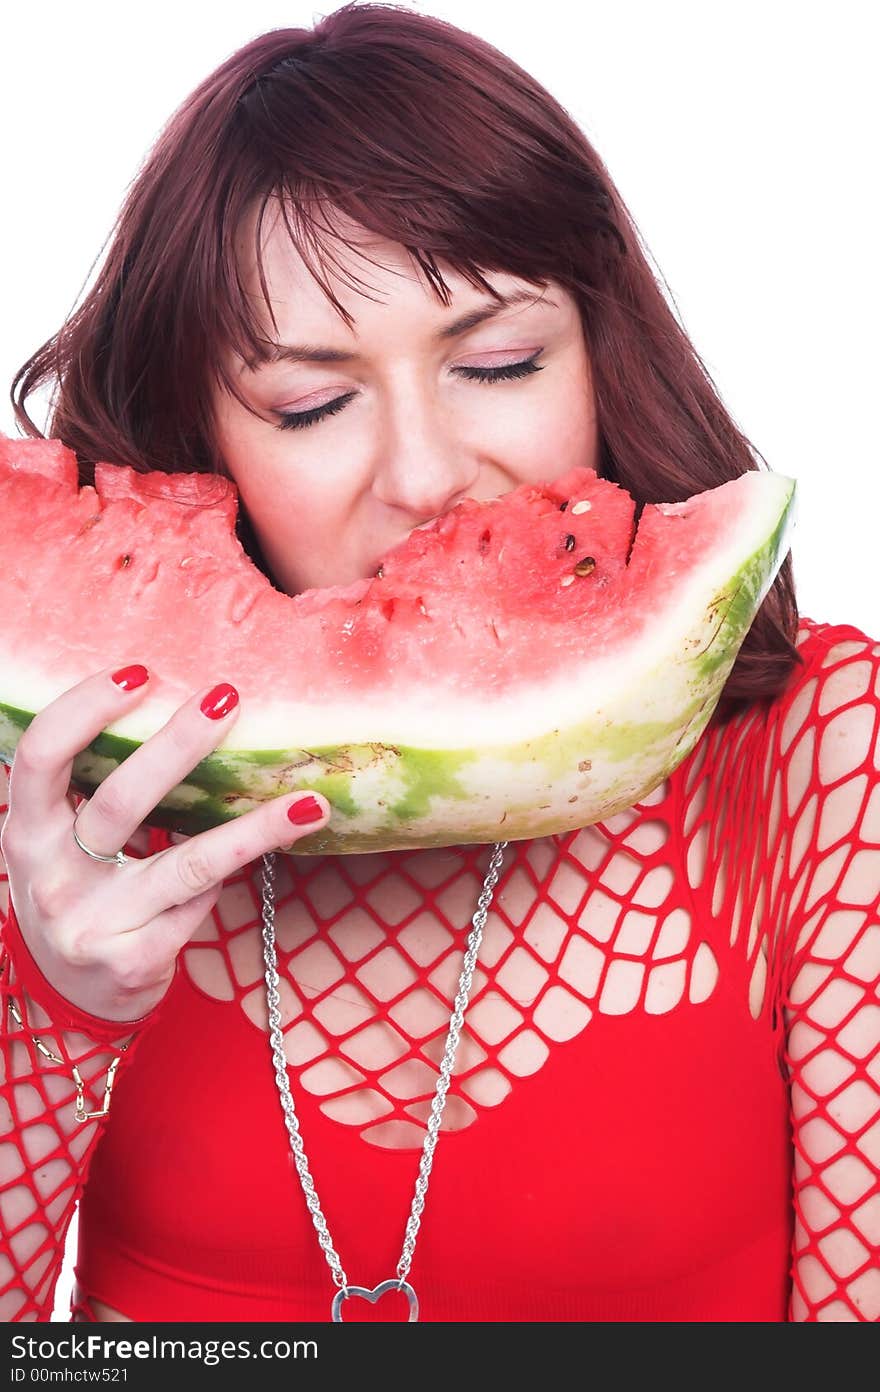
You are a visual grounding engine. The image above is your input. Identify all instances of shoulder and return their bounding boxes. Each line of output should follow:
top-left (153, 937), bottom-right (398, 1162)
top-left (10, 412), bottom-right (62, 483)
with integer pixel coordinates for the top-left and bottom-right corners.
top-left (776, 615), bottom-right (879, 966)
top-left (785, 613), bottom-right (878, 695)
top-left (767, 613), bottom-right (879, 766)
top-left (676, 615), bottom-right (878, 812)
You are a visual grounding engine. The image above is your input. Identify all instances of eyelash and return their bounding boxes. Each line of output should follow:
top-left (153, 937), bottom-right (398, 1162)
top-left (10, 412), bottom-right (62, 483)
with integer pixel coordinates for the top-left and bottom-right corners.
top-left (275, 351), bottom-right (545, 431)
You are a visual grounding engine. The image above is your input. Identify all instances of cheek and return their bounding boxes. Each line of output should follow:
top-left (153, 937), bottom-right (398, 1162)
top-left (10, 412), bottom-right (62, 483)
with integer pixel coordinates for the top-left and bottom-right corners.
top-left (226, 442), bottom-right (354, 568)
top-left (244, 470), bottom-right (333, 548)
top-left (216, 413), bottom-right (304, 523)
top-left (504, 378), bottom-right (596, 483)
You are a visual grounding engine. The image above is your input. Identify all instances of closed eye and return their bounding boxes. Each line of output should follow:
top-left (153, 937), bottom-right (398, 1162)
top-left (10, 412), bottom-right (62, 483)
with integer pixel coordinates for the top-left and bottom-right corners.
top-left (275, 351), bottom-right (545, 431)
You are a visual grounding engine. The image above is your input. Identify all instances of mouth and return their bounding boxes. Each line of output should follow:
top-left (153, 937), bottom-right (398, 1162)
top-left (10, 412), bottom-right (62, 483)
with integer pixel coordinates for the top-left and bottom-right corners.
top-left (370, 517), bottom-right (444, 577)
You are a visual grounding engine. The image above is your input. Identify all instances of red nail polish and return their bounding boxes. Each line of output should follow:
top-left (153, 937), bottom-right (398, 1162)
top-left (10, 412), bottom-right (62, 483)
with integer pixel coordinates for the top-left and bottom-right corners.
top-left (200, 683), bottom-right (239, 720)
top-left (287, 796), bottom-right (325, 826)
top-left (112, 664), bottom-right (149, 691)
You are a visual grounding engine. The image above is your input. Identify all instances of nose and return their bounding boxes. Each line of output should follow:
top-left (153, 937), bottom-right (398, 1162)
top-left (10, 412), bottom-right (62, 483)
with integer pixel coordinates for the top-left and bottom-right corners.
top-left (371, 378), bottom-right (480, 522)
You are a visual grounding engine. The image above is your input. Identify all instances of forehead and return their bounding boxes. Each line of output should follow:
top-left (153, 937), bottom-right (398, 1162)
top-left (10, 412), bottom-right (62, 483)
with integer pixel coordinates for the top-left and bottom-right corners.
top-left (235, 197), bottom-right (539, 332)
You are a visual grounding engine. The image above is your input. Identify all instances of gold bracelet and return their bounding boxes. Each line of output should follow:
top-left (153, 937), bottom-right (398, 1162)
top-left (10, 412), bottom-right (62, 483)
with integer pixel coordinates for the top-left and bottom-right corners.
top-left (2, 969), bottom-right (130, 1124)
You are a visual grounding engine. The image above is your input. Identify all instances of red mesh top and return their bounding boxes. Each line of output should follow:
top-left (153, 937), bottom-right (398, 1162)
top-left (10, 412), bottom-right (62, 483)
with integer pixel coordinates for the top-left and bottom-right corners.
top-left (2, 615), bottom-right (879, 1322)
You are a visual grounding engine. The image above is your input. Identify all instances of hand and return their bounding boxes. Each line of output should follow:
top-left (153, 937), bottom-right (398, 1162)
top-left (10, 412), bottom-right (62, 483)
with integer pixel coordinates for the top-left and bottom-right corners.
top-left (0, 665), bottom-right (330, 1023)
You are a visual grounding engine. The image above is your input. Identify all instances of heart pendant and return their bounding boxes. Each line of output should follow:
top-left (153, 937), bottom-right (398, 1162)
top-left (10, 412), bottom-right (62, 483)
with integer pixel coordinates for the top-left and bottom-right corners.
top-left (331, 1279), bottom-right (419, 1322)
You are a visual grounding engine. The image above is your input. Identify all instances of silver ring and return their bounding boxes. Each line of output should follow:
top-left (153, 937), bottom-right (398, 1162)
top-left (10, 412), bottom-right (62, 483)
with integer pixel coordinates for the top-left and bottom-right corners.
top-left (72, 823), bottom-right (130, 868)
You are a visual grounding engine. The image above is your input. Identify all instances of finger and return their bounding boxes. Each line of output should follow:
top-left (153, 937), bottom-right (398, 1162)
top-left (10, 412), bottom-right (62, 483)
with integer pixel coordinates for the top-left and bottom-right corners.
top-left (105, 883), bottom-right (224, 990)
top-left (132, 791), bottom-right (331, 924)
top-left (9, 664), bottom-right (155, 826)
top-left (71, 679), bottom-right (242, 859)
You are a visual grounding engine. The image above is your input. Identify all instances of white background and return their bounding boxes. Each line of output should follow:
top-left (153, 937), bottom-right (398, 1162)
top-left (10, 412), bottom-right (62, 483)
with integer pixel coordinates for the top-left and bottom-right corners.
top-left (0, 0), bottom-right (876, 1322)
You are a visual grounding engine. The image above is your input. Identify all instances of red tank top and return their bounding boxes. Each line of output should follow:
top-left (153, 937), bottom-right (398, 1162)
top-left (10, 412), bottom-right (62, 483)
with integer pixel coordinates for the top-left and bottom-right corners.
top-left (3, 615), bottom-right (879, 1322)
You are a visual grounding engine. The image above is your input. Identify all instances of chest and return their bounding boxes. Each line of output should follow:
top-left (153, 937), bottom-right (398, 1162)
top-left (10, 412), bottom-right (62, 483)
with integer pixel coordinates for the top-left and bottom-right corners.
top-left (178, 765), bottom-right (773, 1148)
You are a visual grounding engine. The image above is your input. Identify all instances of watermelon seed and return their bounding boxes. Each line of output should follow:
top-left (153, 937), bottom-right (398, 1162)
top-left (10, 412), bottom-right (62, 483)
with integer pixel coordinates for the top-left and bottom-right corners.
top-left (559, 500), bottom-right (569, 511)
top-left (574, 557), bottom-right (596, 577)
top-left (563, 533), bottom-right (576, 551)
top-left (119, 554), bottom-right (132, 568)
top-left (375, 564), bottom-right (384, 579)
top-left (571, 499), bottom-right (592, 515)
top-left (560, 574), bottom-right (576, 588)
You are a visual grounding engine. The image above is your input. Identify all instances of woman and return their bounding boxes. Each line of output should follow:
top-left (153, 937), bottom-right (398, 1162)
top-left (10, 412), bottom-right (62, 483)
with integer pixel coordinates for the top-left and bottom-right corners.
top-left (1, 3), bottom-right (878, 1323)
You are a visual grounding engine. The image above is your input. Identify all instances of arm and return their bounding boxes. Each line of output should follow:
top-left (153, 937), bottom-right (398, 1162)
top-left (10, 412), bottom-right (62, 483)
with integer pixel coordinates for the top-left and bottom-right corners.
top-left (781, 633), bottom-right (880, 1321)
top-left (0, 763), bottom-right (154, 1321)
top-left (1, 666), bottom-right (330, 1321)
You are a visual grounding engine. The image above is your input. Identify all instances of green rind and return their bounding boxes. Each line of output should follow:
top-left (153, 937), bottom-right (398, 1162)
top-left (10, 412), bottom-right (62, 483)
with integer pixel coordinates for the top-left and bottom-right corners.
top-left (694, 494), bottom-right (792, 682)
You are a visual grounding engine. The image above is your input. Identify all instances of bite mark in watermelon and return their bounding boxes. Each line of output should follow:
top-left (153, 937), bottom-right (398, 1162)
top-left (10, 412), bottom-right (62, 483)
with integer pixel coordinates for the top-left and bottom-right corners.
top-left (0, 436), bottom-right (795, 852)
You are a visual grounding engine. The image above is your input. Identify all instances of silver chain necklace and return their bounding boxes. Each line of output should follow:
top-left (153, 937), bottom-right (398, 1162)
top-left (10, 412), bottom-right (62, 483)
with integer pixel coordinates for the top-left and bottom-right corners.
top-left (260, 840), bottom-right (507, 1322)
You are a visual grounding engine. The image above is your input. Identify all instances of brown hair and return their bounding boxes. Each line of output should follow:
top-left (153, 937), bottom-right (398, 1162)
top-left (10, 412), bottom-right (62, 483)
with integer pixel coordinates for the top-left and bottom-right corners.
top-left (10, 1), bottom-right (801, 720)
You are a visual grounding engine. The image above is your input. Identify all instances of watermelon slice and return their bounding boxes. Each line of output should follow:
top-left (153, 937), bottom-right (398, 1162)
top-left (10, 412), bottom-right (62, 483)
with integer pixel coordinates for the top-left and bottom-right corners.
top-left (0, 435), bottom-right (795, 853)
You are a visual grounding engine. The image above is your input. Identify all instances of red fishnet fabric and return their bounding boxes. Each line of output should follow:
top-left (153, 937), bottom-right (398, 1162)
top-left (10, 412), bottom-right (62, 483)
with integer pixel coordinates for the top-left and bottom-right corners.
top-left (2, 615), bottom-right (878, 1323)
top-left (0, 843), bottom-right (161, 1322)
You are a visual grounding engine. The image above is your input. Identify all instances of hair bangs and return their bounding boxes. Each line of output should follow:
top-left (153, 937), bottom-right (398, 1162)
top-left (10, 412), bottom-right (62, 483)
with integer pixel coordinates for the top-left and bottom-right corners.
top-left (211, 175), bottom-right (536, 424)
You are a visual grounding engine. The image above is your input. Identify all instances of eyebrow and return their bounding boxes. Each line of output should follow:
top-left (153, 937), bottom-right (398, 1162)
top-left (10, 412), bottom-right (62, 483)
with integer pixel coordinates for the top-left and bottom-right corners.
top-left (252, 288), bottom-right (555, 368)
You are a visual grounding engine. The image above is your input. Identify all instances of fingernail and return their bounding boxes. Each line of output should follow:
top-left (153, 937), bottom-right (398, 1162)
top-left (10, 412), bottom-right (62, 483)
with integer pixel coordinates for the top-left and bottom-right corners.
top-left (113, 664), bottom-right (150, 691)
top-left (200, 683), bottom-right (239, 720)
top-left (287, 795), bottom-right (326, 826)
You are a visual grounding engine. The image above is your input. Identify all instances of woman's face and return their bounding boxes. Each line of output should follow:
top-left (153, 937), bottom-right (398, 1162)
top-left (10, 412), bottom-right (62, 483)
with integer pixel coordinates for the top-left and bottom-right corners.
top-left (212, 205), bottom-right (600, 595)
